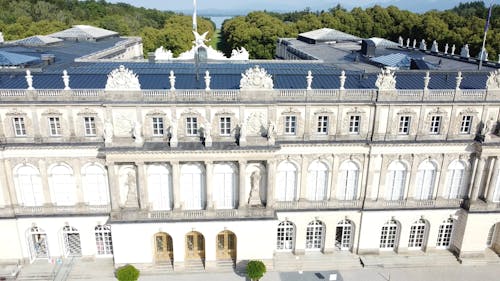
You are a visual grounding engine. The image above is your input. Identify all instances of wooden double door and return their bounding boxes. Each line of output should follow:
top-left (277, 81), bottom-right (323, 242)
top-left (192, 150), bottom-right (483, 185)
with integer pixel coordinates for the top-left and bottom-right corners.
top-left (216, 231), bottom-right (237, 260)
top-left (186, 231), bottom-right (205, 260)
top-left (155, 232), bottom-right (173, 262)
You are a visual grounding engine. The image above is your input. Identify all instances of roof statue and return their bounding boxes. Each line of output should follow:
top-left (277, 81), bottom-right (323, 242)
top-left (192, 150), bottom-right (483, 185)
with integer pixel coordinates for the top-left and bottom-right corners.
top-left (477, 47), bottom-right (488, 61)
top-left (204, 70), bottom-right (211, 91)
top-left (169, 70), bottom-right (176, 90)
top-left (419, 39), bottom-right (427, 51)
top-left (306, 71), bottom-right (313, 90)
top-left (486, 70), bottom-right (500, 90)
top-left (375, 68), bottom-right (397, 90)
top-left (451, 44), bottom-right (456, 55)
top-left (230, 47), bottom-right (249, 60)
top-left (154, 47), bottom-right (173, 60)
top-left (0, 32), bottom-right (4, 43)
top-left (455, 71), bottom-right (463, 90)
top-left (25, 69), bottom-right (34, 90)
top-left (62, 70), bottom-right (70, 90)
top-left (460, 44), bottom-right (470, 58)
top-left (339, 70), bottom-right (347, 90)
top-left (105, 65), bottom-right (141, 91)
top-left (423, 71), bottom-right (431, 90)
top-left (240, 65), bottom-right (274, 90)
top-left (398, 36), bottom-right (403, 46)
top-left (444, 43), bottom-right (449, 54)
top-left (431, 40), bottom-right (439, 53)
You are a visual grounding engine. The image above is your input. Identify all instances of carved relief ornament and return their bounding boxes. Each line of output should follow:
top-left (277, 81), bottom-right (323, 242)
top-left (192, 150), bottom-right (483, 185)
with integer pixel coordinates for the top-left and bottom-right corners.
top-left (105, 65), bottom-right (141, 91)
top-left (240, 65), bottom-right (274, 90)
top-left (486, 69), bottom-right (500, 90)
top-left (375, 68), bottom-right (397, 90)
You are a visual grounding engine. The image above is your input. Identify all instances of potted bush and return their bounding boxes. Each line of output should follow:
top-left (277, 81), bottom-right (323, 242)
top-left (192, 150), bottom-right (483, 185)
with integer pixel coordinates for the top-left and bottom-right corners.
top-left (116, 264), bottom-right (140, 281)
top-left (246, 260), bottom-right (266, 281)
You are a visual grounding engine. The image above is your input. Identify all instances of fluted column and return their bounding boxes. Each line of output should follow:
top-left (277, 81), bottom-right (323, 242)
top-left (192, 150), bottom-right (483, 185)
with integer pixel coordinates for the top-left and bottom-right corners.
top-left (205, 161), bottom-right (213, 209)
top-left (105, 162), bottom-right (120, 210)
top-left (471, 157), bottom-right (487, 200)
top-left (38, 159), bottom-right (52, 206)
top-left (487, 157), bottom-right (500, 202)
top-left (238, 160), bottom-right (247, 209)
top-left (171, 161), bottom-right (181, 209)
top-left (136, 162), bottom-right (149, 210)
top-left (266, 159), bottom-right (277, 208)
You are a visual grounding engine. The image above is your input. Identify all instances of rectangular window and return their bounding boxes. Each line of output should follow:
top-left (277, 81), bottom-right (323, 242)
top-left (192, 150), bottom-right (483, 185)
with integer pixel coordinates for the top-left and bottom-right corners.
top-left (317, 115), bottom-right (328, 134)
top-left (349, 115), bottom-right (361, 134)
top-left (219, 117), bottom-right (231, 136)
top-left (398, 116), bottom-right (411, 135)
top-left (429, 116), bottom-right (441, 134)
top-left (84, 117), bottom-right (96, 136)
top-left (48, 117), bottom-right (61, 136)
top-left (284, 115), bottom-right (297, 135)
top-left (152, 117), bottom-right (164, 136)
top-left (186, 117), bottom-right (198, 136)
top-left (459, 115), bottom-right (473, 134)
top-left (13, 117), bottom-right (27, 136)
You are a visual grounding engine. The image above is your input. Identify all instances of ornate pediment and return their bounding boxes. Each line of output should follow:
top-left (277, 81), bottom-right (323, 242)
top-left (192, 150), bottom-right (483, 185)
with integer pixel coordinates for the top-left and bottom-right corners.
top-left (42, 108), bottom-right (62, 116)
top-left (240, 65), bottom-right (274, 90)
top-left (6, 108), bottom-right (26, 116)
top-left (397, 108), bottom-right (416, 115)
top-left (77, 108), bottom-right (97, 116)
top-left (105, 65), bottom-right (141, 91)
top-left (486, 69), bottom-right (500, 90)
top-left (145, 109), bottom-right (166, 116)
top-left (375, 68), bottom-right (396, 90)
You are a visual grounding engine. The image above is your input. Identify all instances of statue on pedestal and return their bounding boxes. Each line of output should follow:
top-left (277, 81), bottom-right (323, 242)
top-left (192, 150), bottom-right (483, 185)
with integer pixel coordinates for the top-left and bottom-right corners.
top-left (248, 171), bottom-right (262, 206)
top-left (124, 170), bottom-right (138, 208)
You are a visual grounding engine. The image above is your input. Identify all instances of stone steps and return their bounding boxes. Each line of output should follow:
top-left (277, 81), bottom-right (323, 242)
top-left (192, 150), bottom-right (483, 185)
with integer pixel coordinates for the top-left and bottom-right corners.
top-left (274, 252), bottom-right (362, 271)
top-left (361, 251), bottom-right (459, 268)
top-left (215, 259), bottom-right (235, 272)
top-left (460, 249), bottom-right (500, 265)
top-left (16, 261), bottom-right (57, 281)
top-left (184, 260), bottom-right (205, 272)
top-left (140, 262), bottom-right (174, 275)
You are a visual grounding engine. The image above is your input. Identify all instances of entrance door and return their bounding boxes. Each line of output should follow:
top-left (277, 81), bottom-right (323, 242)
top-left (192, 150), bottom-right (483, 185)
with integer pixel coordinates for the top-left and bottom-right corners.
top-left (216, 231), bottom-right (237, 260)
top-left (63, 226), bottom-right (82, 257)
top-left (185, 232), bottom-right (205, 260)
top-left (155, 232), bottom-right (173, 262)
top-left (28, 226), bottom-right (49, 262)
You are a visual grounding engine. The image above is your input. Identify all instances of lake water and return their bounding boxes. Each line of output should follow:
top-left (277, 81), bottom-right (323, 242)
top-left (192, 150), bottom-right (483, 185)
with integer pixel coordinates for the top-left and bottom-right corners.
top-left (209, 16), bottom-right (234, 29)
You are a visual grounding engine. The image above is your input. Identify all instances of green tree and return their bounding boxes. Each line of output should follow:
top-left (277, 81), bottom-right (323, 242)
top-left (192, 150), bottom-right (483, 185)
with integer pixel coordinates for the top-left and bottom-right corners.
top-left (246, 260), bottom-right (266, 281)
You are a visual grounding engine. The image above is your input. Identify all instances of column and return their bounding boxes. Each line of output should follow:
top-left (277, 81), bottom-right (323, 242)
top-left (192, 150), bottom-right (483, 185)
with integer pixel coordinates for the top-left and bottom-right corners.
top-left (105, 162), bottom-right (120, 210)
top-left (471, 157), bottom-right (487, 201)
top-left (205, 161), bottom-right (213, 209)
top-left (329, 155), bottom-right (339, 200)
top-left (358, 154), bottom-right (369, 200)
top-left (266, 159), bottom-right (277, 208)
top-left (406, 155), bottom-right (419, 200)
top-left (434, 155), bottom-right (448, 199)
top-left (136, 162), bottom-right (149, 210)
top-left (299, 156), bottom-right (309, 200)
top-left (171, 161), bottom-right (181, 209)
top-left (38, 159), bottom-right (52, 206)
top-left (3, 160), bottom-right (17, 206)
top-left (72, 159), bottom-right (85, 205)
top-left (365, 154), bottom-right (382, 200)
top-left (487, 157), bottom-right (500, 202)
top-left (238, 160), bottom-right (247, 209)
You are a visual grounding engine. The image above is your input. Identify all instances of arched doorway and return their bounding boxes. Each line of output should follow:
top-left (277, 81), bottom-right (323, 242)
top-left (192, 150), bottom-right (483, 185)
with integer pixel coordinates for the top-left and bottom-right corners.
top-left (154, 232), bottom-right (173, 263)
top-left (185, 231), bottom-right (205, 261)
top-left (62, 225), bottom-right (82, 257)
top-left (27, 226), bottom-right (49, 262)
top-left (216, 230), bottom-right (237, 262)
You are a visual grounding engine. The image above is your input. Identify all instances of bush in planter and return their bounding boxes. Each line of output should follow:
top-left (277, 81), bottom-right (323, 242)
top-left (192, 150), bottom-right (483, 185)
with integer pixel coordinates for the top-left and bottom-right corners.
top-left (246, 260), bottom-right (266, 281)
top-left (116, 264), bottom-right (140, 281)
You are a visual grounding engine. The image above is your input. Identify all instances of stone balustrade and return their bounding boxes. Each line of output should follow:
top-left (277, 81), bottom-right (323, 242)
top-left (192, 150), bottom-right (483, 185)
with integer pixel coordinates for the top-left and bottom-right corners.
top-left (364, 198), bottom-right (465, 209)
top-left (274, 199), bottom-right (361, 210)
top-left (11, 204), bottom-right (111, 216)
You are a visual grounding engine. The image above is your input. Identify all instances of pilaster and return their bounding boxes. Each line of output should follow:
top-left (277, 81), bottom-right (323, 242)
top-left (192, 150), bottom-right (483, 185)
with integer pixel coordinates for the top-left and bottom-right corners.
top-left (406, 155), bottom-right (419, 199)
top-left (238, 160), bottom-right (247, 208)
top-left (486, 157), bottom-right (500, 201)
top-left (266, 159), bottom-right (276, 207)
top-left (38, 159), bottom-right (52, 206)
top-left (136, 162), bottom-right (149, 210)
top-left (72, 158), bottom-right (85, 204)
top-left (434, 155), bottom-right (449, 199)
top-left (106, 162), bottom-right (120, 210)
top-left (329, 155), bottom-right (339, 200)
top-left (471, 157), bottom-right (487, 200)
top-left (171, 161), bottom-right (181, 209)
top-left (299, 155), bottom-right (309, 200)
top-left (205, 161), bottom-right (213, 209)
top-left (3, 160), bottom-right (17, 206)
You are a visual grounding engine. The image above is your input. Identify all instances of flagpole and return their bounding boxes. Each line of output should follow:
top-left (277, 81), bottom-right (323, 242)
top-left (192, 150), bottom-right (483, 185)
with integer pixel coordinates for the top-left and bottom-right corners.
top-left (479, 2), bottom-right (493, 70)
top-left (193, 0), bottom-right (198, 33)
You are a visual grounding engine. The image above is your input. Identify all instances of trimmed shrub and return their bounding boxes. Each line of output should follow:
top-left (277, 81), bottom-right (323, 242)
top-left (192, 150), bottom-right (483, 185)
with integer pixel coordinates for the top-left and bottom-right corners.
top-left (246, 260), bottom-right (266, 281)
top-left (116, 264), bottom-right (140, 281)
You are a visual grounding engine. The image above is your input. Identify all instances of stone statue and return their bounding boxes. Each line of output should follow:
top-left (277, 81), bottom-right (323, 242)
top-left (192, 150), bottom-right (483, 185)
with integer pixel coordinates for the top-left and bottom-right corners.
top-left (204, 70), bottom-right (211, 91)
top-left (460, 44), bottom-right (470, 58)
top-left (133, 122), bottom-right (143, 144)
top-left (451, 44), bottom-right (456, 55)
top-left (170, 118), bottom-right (178, 147)
top-left (412, 39), bottom-right (417, 49)
top-left (239, 122), bottom-right (247, 146)
top-left (419, 39), bottom-right (427, 51)
top-left (104, 121), bottom-right (114, 144)
top-left (0, 32), bottom-right (4, 43)
top-left (267, 122), bottom-right (276, 145)
top-left (406, 38), bottom-right (410, 48)
top-left (240, 65), bottom-right (274, 90)
top-left (444, 43), bottom-right (449, 54)
top-left (25, 70), bottom-right (34, 90)
top-left (62, 70), bottom-right (70, 90)
top-left (204, 121), bottom-right (212, 147)
top-left (124, 170), bottom-right (138, 208)
top-left (430, 40), bottom-right (438, 53)
top-left (306, 70), bottom-right (313, 90)
top-left (169, 70), bottom-right (176, 90)
top-left (105, 65), bottom-right (141, 91)
top-left (248, 170), bottom-right (262, 206)
top-left (375, 68), bottom-right (397, 90)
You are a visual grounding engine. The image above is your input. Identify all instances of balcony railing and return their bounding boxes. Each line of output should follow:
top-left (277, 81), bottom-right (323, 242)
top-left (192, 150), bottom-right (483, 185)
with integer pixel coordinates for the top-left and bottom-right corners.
top-left (13, 204), bottom-right (111, 216)
top-left (274, 200), bottom-right (361, 210)
top-left (364, 198), bottom-right (464, 209)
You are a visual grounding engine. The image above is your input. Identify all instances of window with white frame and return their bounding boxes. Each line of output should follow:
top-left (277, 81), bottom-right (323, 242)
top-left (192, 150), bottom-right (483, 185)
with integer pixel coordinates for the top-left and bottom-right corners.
top-left (414, 160), bottom-right (437, 200)
top-left (385, 161), bottom-right (407, 201)
top-left (459, 115), bottom-right (473, 134)
top-left (152, 117), bottom-right (164, 136)
top-left (28, 226), bottom-right (49, 261)
top-left (337, 161), bottom-right (359, 200)
top-left (15, 165), bottom-right (44, 206)
top-left (336, 220), bottom-right (353, 250)
top-left (62, 225), bottom-right (82, 257)
top-left (180, 163), bottom-right (204, 210)
top-left (95, 225), bottom-right (113, 255)
top-left (186, 117), bottom-right (198, 136)
top-left (13, 117), bottom-right (27, 136)
top-left (408, 219), bottom-right (427, 249)
top-left (445, 160), bottom-right (467, 199)
top-left (219, 117), bottom-right (231, 136)
top-left (213, 163), bottom-right (237, 209)
top-left (380, 220), bottom-right (399, 249)
top-left (429, 115), bottom-right (442, 134)
top-left (398, 115), bottom-right (411, 135)
top-left (349, 115), bottom-right (361, 134)
top-left (284, 115), bottom-right (297, 135)
top-left (305, 220), bottom-right (325, 250)
top-left (307, 161), bottom-right (328, 201)
top-left (276, 161), bottom-right (297, 201)
top-left (317, 115), bottom-right (328, 134)
top-left (48, 117), bottom-right (61, 136)
top-left (147, 164), bottom-right (172, 210)
top-left (82, 164), bottom-right (109, 205)
top-left (436, 218), bottom-right (454, 248)
top-left (49, 164), bottom-right (76, 206)
top-left (276, 221), bottom-right (295, 251)
top-left (84, 117), bottom-right (96, 136)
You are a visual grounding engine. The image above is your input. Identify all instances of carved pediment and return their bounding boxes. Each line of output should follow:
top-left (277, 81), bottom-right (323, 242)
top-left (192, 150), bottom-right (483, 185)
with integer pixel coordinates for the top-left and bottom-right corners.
top-left (77, 108), bottom-right (98, 116)
top-left (397, 108), bottom-right (416, 115)
top-left (486, 69), bottom-right (500, 90)
top-left (375, 68), bottom-right (397, 90)
top-left (105, 65), bottom-right (141, 91)
top-left (6, 108), bottom-right (26, 116)
top-left (42, 109), bottom-right (62, 116)
top-left (146, 109), bottom-right (166, 116)
top-left (240, 65), bottom-right (274, 90)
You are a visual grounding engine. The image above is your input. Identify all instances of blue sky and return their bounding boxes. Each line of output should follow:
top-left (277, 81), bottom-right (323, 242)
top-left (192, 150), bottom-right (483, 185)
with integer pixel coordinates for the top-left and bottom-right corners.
top-left (105, 0), bottom-right (480, 14)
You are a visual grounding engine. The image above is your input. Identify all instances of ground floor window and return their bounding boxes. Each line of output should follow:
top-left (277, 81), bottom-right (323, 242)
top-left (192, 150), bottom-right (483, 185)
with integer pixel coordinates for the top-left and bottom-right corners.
top-left (305, 220), bottom-right (324, 250)
top-left (408, 219), bottom-right (427, 249)
top-left (63, 225), bottom-right (82, 257)
top-left (95, 225), bottom-right (113, 255)
top-left (380, 220), bottom-right (399, 250)
top-left (276, 221), bottom-right (295, 251)
top-left (335, 220), bottom-right (353, 250)
top-left (436, 218), bottom-right (454, 248)
top-left (28, 226), bottom-right (49, 261)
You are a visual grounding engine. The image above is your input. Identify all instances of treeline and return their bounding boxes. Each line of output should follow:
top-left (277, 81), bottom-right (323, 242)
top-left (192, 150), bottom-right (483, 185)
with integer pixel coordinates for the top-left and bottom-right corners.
top-left (220, 1), bottom-right (500, 60)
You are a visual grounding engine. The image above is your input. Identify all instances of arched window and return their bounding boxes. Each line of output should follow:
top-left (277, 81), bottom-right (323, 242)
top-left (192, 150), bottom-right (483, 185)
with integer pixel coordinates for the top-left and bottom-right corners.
top-left (49, 164), bottom-right (76, 206)
top-left (337, 161), bottom-right (359, 200)
top-left (276, 161), bottom-right (298, 202)
top-left (27, 226), bottom-right (48, 262)
top-left (385, 161), bottom-right (407, 201)
top-left (276, 221), bottom-right (295, 251)
top-left (147, 164), bottom-right (172, 210)
top-left (213, 163), bottom-right (237, 209)
top-left (408, 219), bottom-right (427, 249)
top-left (180, 163), bottom-right (205, 210)
top-left (380, 220), bottom-right (399, 250)
top-left (445, 161), bottom-right (467, 199)
top-left (436, 218), bottom-right (455, 248)
top-left (492, 167), bottom-right (500, 202)
top-left (14, 165), bottom-right (44, 206)
top-left (307, 161), bottom-right (328, 201)
top-left (62, 225), bottom-right (81, 257)
top-left (336, 220), bottom-right (354, 251)
top-left (82, 164), bottom-right (109, 205)
top-left (95, 225), bottom-right (113, 255)
top-left (414, 160), bottom-right (437, 200)
top-left (306, 220), bottom-right (325, 250)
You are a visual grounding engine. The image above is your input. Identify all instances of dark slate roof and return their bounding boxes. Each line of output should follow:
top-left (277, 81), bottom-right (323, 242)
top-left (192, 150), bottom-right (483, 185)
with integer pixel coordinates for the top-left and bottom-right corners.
top-left (0, 61), bottom-right (490, 90)
top-left (0, 51), bottom-right (40, 66)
